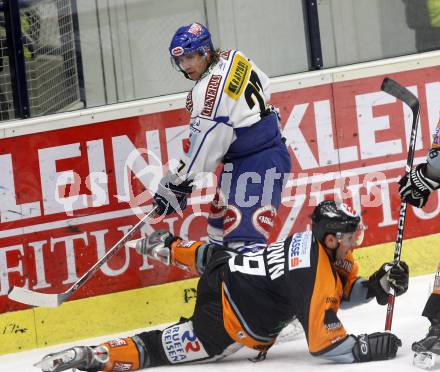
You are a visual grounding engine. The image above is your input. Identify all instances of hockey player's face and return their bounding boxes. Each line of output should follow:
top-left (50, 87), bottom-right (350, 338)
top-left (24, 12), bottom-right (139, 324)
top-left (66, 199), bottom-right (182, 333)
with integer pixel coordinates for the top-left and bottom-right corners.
top-left (177, 52), bottom-right (209, 80)
top-left (324, 233), bottom-right (353, 260)
top-left (335, 233), bottom-right (356, 261)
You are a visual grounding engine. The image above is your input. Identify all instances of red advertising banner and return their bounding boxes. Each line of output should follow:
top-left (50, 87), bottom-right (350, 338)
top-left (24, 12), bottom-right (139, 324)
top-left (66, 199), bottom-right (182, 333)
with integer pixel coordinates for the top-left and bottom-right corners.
top-left (1, 66), bottom-right (440, 313)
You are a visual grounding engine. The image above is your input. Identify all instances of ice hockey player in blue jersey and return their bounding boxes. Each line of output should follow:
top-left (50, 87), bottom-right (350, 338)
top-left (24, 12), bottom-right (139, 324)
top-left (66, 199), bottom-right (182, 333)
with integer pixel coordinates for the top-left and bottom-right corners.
top-left (35, 200), bottom-right (409, 372)
top-left (399, 118), bottom-right (440, 208)
top-left (154, 22), bottom-right (291, 251)
top-left (398, 119), bottom-right (440, 366)
top-left (412, 266), bottom-right (440, 368)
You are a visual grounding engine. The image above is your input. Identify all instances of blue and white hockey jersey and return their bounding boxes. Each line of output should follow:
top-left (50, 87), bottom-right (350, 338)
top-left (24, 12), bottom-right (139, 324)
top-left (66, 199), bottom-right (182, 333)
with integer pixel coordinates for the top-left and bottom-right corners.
top-left (176, 50), bottom-right (273, 179)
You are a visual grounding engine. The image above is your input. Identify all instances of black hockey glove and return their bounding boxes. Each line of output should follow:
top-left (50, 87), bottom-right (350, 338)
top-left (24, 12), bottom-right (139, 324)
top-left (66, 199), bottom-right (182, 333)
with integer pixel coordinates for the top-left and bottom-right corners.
top-left (367, 261), bottom-right (409, 305)
top-left (154, 174), bottom-right (193, 216)
top-left (353, 332), bottom-right (402, 362)
top-left (399, 163), bottom-right (440, 208)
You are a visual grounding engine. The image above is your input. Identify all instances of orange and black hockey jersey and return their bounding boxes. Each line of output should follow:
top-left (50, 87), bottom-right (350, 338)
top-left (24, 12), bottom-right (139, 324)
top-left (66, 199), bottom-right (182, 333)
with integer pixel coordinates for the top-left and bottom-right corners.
top-left (220, 230), bottom-right (365, 354)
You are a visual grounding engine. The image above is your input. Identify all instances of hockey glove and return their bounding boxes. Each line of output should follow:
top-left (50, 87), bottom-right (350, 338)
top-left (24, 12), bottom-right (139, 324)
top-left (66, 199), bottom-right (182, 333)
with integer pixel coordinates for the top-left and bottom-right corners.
top-left (367, 261), bottom-right (409, 305)
top-left (154, 174), bottom-right (193, 216)
top-left (353, 332), bottom-right (402, 362)
top-left (399, 163), bottom-right (440, 208)
top-left (131, 230), bottom-right (179, 264)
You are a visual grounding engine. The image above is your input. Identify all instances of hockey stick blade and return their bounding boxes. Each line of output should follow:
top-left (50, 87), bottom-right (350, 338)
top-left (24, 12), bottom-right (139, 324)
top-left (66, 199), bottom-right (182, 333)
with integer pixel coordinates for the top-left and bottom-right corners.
top-left (8, 286), bottom-right (66, 308)
top-left (8, 207), bottom-right (158, 308)
top-left (381, 77), bottom-right (419, 112)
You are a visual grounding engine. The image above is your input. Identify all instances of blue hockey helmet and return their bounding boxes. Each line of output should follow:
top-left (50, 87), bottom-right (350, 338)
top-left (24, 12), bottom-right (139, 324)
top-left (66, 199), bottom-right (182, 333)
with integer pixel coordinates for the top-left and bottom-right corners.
top-left (169, 22), bottom-right (214, 62)
top-left (311, 200), bottom-right (364, 246)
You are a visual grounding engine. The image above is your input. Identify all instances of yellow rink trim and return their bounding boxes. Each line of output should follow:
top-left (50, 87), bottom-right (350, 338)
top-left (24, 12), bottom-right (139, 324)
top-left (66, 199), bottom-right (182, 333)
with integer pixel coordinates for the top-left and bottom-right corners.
top-left (354, 233), bottom-right (440, 278)
top-left (1, 233), bottom-right (439, 356)
top-left (0, 278), bottom-right (199, 355)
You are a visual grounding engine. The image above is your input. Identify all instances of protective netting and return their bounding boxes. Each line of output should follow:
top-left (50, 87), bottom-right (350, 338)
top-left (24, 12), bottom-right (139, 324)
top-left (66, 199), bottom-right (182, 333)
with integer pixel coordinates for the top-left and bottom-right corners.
top-left (21, 0), bottom-right (81, 116)
top-left (0, 0), bottom-right (82, 120)
top-left (0, 18), bottom-right (14, 120)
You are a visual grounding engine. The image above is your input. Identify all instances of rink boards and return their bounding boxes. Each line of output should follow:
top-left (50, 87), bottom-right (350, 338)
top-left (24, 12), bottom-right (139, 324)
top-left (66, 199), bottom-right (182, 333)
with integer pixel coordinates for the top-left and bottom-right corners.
top-left (1, 51), bottom-right (440, 354)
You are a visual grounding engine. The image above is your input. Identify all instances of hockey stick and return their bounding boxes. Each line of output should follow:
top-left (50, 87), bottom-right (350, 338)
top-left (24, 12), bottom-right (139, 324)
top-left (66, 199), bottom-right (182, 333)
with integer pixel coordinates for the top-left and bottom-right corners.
top-left (8, 207), bottom-right (158, 308)
top-left (380, 77), bottom-right (420, 331)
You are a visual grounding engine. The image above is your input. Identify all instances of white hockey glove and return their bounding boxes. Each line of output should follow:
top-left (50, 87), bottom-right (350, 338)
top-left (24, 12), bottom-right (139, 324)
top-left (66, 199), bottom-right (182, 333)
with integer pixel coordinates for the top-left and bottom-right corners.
top-left (128, 230), bottom-right (178, 265)
top-left (399, 163), bottom-right (440, 208)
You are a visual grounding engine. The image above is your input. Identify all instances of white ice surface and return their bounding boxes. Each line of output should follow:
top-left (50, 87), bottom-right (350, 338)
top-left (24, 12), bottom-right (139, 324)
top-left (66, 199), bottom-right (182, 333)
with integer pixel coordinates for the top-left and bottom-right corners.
top-left (0, 274), bottom-right (436, 372)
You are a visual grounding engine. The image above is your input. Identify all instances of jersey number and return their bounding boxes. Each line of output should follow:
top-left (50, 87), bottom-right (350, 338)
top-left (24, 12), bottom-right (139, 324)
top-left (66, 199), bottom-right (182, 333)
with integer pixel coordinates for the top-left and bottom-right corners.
top-left (229, 251), bottom-right (266, 276)
top-left (245, 70), bottom-right (266, 113)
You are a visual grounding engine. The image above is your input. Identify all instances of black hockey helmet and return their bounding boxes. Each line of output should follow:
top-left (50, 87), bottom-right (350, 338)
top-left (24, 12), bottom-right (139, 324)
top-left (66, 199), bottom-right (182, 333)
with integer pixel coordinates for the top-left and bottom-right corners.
top-left (311, 200), bottom-right (363, 245)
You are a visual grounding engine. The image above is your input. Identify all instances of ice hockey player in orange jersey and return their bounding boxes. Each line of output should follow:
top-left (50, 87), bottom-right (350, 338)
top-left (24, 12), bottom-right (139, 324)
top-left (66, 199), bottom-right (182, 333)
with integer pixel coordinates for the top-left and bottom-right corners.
top-left (35, 200), bottom-right (409, 371)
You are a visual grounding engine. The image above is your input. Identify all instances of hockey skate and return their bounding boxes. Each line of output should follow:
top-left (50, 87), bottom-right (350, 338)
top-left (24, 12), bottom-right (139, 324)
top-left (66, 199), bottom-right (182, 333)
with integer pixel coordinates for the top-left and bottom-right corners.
top-left (34, 345), bottom-right (107, 372)
top-left (412, 324), bottom-right (440, 370)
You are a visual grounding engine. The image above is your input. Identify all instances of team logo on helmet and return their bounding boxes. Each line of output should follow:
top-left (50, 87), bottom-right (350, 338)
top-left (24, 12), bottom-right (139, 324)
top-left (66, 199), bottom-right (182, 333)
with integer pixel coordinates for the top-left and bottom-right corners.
top-left (171, 46), bottom-right (184, 56)
top-left (188, 22), bottom-right (203, 36)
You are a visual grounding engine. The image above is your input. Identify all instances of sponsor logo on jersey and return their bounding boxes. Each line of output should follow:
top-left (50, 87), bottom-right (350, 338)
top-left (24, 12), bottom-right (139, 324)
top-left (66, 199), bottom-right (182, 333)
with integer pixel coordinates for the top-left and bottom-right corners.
top-left (334, 258), bottom-right (353, 273)
top-left (107, 338), bottom-right (128, 348)
top-left (288, 231), bottom-right (311, 270)
top-left (201, 74), bottom-right (222, 117)
top-left (189, 118), bottom-right (201, 134)
top-left (219, 49), bottom-right (232, 60)
top-left (324, 309), bottom-right (342, 331)
top-left (432, 124), bottom-right (440, 148)
top-left (185, 91), bottom-right (193, 113)
top-left (252, 205), bottom-right (276, 239)
top-left (209, 189), bottom-right (227, 218)
top-left (224, 53), bottom-right (251, 100)
top-left (434, 265), bottom-right (440, 291)
top-left (325, 296), bottom-right (338, 305)
top-left (223, 205), bottom-right (242, 236)
top-left (162, 323), bottom-right (208, 364)
top-left (177, 240), bottom-right (197, 248)
top-left (113, 361), bottom-right (133, 371)
top-left (182, 138), bottom-right (191, 153)
top-left (185, 119), bottom-right (200, 157)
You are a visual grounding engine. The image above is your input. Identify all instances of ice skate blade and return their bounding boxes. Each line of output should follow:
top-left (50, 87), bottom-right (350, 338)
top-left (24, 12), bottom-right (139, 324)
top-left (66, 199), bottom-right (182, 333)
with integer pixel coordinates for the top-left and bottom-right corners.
top-left (413, 351), bottom-right (436, 370)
